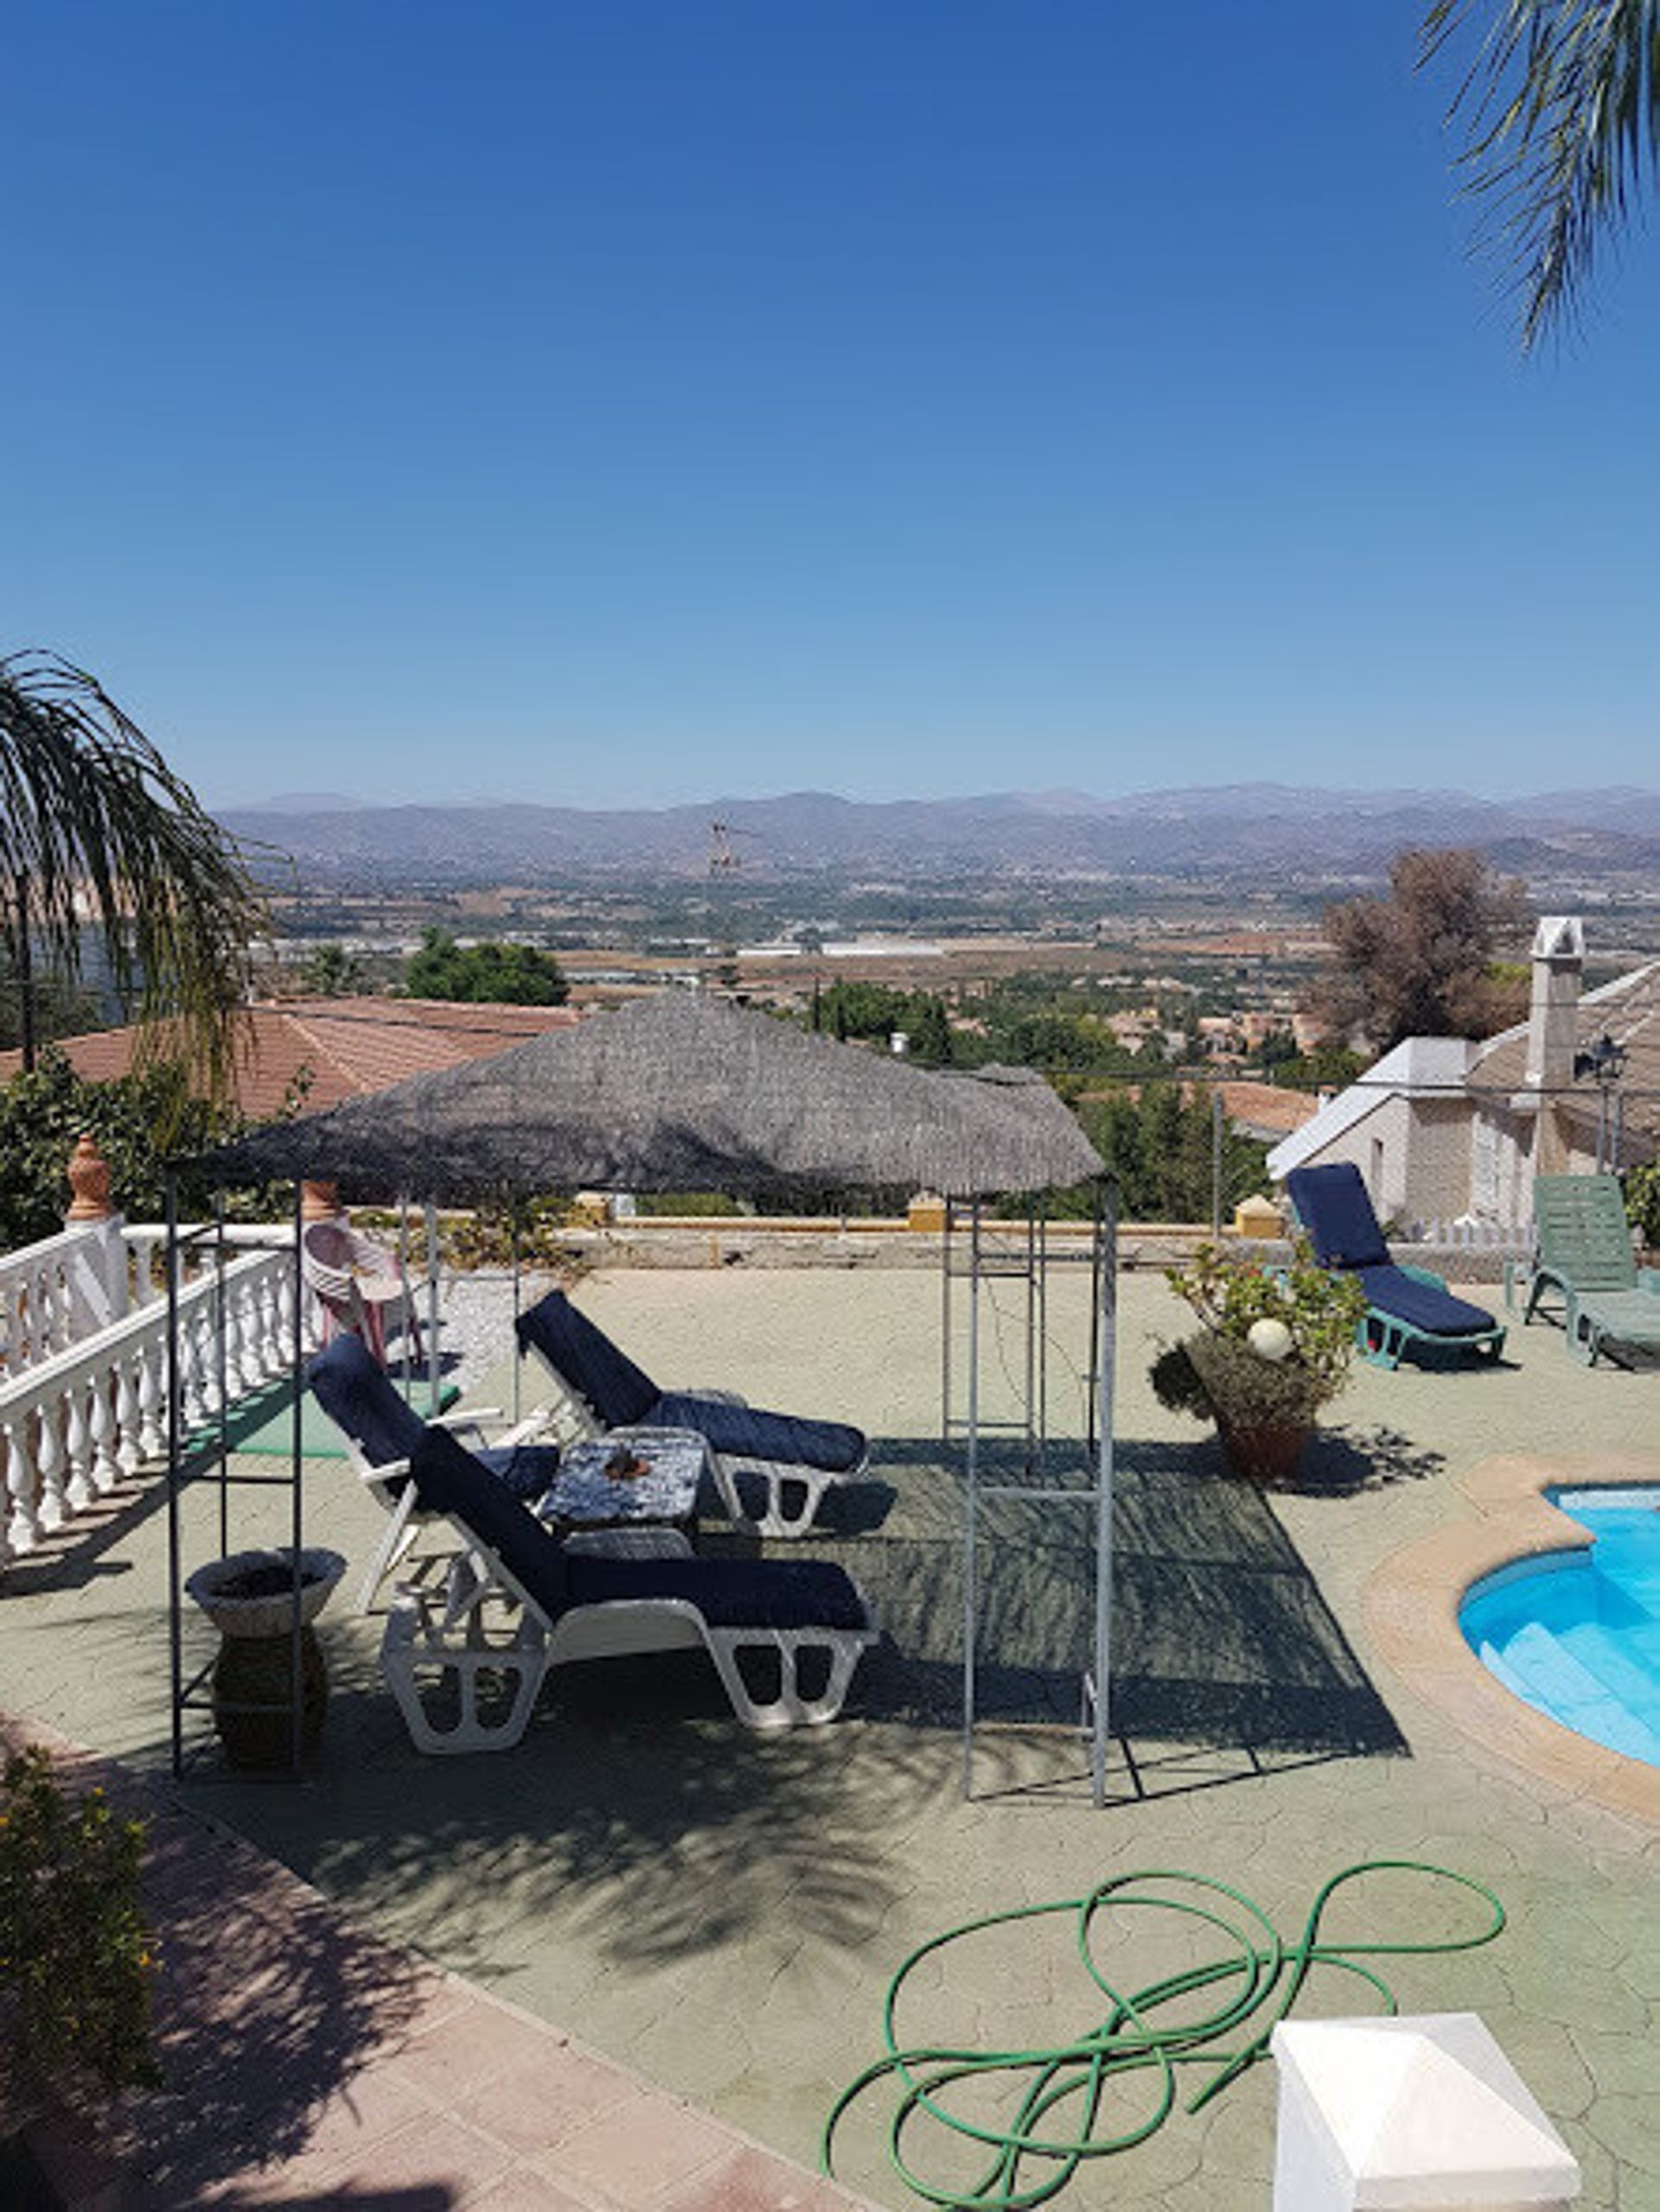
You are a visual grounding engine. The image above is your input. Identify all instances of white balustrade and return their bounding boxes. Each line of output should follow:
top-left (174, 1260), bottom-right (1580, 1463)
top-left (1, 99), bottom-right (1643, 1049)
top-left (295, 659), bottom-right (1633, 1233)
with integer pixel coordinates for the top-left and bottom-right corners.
top-left (0, 1245), bottom-right (300, 1565)
top-left (0, 1228), bottom-right (104, 1380)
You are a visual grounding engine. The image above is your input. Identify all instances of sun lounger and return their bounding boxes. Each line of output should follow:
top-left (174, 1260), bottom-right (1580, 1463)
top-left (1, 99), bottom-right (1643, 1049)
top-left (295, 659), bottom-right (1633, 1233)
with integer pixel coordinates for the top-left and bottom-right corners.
top-left (514, 1289), bottom-right (868, 1539)
top-left (379, 1422), bottom-right (878, 1752)
top-left (308, 1333), bottom-right (564, 1611)
top-left (1285, 1163), bottom-right (1506, 1369)
top-left (1519, 1174), bottom-right (1660, 1367)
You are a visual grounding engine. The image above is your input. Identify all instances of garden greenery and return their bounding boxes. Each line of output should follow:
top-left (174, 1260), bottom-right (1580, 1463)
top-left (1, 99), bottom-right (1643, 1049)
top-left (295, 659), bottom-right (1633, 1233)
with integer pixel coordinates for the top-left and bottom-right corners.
top-left (1625, 1162), bottom-right (1660, 1253)
top-left (0, 1746), bottom-right (160, 2094)
top-left (1150, 1239), bottom-right (1368, 1433)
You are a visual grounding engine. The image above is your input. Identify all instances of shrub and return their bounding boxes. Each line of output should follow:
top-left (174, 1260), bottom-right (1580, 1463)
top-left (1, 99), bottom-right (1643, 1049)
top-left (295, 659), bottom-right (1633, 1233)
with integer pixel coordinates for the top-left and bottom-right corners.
top-left (1152, 1329), bottom-right (1332, 1431)
top-left (0, 1746), bottom-right (160, 2096)
top-left (1151, 1239), bottom-right (1367, 1432)
top-left (1625, 1161), bottom-right (1660, 1253)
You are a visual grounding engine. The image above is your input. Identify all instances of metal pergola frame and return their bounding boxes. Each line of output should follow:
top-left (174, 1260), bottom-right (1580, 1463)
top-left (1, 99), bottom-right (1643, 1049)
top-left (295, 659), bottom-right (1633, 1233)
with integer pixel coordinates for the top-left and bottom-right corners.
top-left (165, 1161), bottom-right (1120, 1796)
top-left (163, 1175), bottom-right (312, 1779)
top-left (944, 1179), bottom-right (1117, 1807)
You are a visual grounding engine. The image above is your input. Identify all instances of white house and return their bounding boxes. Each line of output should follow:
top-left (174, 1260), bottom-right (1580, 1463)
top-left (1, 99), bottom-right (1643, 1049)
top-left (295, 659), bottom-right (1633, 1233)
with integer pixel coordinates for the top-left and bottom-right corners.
top-left (1267, 918), bottom-right (1660, 1231)
top-left (1264, 1035), bottom-right (1478, 1230)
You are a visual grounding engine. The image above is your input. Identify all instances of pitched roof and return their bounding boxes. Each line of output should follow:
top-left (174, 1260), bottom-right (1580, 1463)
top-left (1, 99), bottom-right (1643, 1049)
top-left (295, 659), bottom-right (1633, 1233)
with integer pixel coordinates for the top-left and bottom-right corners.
top-left (1266, 1036), bottom-right (1478, 1180)
top-left (0, 998), bottom-right (582, 1120)
top-left (1214, 1081), bottom-right (1321, 1142)
top-left (1469, 959), bottom-right (1660, 1145)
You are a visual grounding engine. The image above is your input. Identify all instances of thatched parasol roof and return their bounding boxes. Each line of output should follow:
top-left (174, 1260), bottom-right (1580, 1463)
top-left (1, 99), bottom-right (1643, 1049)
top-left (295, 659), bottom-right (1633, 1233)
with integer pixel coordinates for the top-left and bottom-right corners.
top-left (199, 990), bottom-right (1102, 1201)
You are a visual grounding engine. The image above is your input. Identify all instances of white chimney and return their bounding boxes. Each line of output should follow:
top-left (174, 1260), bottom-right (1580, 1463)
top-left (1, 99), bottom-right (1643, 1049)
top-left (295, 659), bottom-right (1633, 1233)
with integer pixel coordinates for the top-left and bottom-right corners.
top-left (1523, 917), bottom-right (1584, 1091)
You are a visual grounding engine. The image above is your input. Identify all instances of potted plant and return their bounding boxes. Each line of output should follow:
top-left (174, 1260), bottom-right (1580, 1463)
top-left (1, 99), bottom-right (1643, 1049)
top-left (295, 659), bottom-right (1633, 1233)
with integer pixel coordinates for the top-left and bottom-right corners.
top-left (185, 1547), bottom-right (347, 1771)
top-left (1150, 1240), bottom-right (1368, 1480)
top-left (0, 1745), bottom-right (159, 2190)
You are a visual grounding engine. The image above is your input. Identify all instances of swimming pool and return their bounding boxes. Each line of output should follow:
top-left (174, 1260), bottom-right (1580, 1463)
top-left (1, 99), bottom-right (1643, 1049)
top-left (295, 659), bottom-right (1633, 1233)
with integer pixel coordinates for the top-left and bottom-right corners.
top-left (1460, 1487), bottom-right (1660, 1768)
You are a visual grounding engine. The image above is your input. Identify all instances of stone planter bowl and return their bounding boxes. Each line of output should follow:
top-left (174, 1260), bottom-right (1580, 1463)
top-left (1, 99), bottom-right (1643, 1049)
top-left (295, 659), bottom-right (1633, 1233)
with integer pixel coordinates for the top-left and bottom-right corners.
top-left (185, 1548), bottom-right (347, 1639)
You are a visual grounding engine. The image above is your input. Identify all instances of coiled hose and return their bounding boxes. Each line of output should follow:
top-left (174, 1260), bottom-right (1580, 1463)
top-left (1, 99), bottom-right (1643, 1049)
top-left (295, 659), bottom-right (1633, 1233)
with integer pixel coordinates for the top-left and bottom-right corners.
top-left (821, 1859), bottom-right (1506, 2210)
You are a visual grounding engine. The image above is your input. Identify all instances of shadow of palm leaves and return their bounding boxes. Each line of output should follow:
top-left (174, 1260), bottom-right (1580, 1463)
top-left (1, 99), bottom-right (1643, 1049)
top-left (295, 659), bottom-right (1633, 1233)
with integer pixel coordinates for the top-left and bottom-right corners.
top-left (181, 1646), bottom-right (942, 1986)
top-left (83, 1782), bottom-right (433, 2204)
top-left (150, 1422), bottom-right (1405, 2010)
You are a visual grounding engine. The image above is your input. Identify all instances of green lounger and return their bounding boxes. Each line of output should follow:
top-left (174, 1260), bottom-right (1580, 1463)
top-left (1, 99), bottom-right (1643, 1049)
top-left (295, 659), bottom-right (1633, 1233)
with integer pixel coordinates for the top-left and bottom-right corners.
top-left (1521, 1174), bottom-right (1660, 1367)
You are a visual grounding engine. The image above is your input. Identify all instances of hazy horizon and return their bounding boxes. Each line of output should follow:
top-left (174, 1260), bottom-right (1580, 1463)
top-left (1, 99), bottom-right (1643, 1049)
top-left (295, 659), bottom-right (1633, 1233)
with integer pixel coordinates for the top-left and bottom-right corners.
top-left (215, 778), bottom-right (1660, 818)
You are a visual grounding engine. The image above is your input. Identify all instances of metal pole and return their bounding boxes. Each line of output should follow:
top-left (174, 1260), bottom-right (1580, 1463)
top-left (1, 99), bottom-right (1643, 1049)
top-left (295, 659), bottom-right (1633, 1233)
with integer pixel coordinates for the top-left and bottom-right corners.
top-left (212, 1195), bottom-right (231, 1559)
top-left (940, 1201), bottom-right (954, 1442)
top-left (165, 1168), bottom-right (184, 1779)
top-left (1024, 1206), bottom-right (1037, 1477)
top-left (961, 1199), bottom-right (982, 1800)
top-left (1210, 1089), bottom-right (1224, 1240)
top-left (425, 1198), bottom-right (441, 1415)
top-left (1036, 1200), bottom-right (1049, 1475)
top-left (510, 1202), bottom-right (522, 1425)
top-left (289, 1176), bottom-right (305, 1775)
top-left (1090, 1182), bottom-right (1118, 1809)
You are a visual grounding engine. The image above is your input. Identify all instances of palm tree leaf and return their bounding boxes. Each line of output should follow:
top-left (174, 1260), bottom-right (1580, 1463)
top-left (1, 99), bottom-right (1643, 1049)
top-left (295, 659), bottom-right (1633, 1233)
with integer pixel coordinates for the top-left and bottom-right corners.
top-left (0, 651), bottom-right (274, 1110)
top-left (1421, 0), bottom-right (1660, 348)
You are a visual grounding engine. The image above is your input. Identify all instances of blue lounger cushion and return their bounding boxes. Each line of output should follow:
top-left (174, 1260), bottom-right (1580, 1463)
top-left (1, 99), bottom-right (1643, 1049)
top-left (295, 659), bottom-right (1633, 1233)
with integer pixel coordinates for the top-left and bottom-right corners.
top-left (1285, 1164), bottom-right (1390, 1269)
top-left (514, 1292), bottom-right (660, 1427)
top-left (310, 1335), bottom-right (561, 1501)
top-left (516, 1291), bottom-right (865, 1476)
top-left (409, 1424), bottom-right (573, 1616)
top-left (650, 1392), bottom-right (866, 1476)
top-left (407, 1425), bottom-right (868, 1631)
top-left (1355, 1264), bottom-right (1499, 1339)
top-left (564, 1552), bottom-right (870, 1631)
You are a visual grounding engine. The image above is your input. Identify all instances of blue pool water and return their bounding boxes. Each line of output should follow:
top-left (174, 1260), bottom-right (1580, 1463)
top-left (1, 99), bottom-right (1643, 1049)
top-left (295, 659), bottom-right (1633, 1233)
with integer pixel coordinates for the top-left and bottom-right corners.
top-left (1461, 1488), bottom-right (1660, 1767)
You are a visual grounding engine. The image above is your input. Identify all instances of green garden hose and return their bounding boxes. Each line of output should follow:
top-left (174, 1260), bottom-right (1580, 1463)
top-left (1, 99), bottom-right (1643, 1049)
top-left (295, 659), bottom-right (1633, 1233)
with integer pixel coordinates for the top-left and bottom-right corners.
top-left (821, 1858), bottom-right (1505, 2211)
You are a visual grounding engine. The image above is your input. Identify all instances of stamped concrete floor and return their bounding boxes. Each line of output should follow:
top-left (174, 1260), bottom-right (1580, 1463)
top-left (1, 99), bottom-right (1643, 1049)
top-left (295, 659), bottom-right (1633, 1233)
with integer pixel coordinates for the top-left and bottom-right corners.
top-left (3, 1264), bottom-right (1658, 2210)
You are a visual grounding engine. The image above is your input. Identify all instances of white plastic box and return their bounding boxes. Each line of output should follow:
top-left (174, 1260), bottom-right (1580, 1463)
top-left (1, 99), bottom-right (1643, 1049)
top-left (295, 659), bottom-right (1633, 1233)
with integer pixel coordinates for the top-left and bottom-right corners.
top-left (1271, 2014), bottom-right (1581, 2211)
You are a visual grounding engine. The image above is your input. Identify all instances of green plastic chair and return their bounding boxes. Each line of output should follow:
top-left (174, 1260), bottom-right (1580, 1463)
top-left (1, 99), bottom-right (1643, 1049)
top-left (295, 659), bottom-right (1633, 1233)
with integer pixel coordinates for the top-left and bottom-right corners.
top-left (1521, 1174), bottom-right (1660, 1366)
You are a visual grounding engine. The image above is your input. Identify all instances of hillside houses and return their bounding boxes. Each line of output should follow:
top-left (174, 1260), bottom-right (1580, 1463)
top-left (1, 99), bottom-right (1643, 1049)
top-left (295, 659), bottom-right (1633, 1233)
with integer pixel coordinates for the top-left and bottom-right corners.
top-left (1267, 918), bottom-right (1659, 1229)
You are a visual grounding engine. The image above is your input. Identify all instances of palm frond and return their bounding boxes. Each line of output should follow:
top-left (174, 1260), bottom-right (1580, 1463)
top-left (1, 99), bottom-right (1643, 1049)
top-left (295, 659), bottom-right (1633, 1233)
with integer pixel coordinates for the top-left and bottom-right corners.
top-left (1421, 0), bottom-right (1660, 348)
top-left (0, 652), bottom-right (272, 1109)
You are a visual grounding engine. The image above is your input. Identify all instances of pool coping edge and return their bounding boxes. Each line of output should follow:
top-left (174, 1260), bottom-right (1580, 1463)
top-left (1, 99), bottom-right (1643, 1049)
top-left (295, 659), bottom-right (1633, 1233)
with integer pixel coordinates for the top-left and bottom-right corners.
top-left (1364, 1450), bottom-right (1660, 1834)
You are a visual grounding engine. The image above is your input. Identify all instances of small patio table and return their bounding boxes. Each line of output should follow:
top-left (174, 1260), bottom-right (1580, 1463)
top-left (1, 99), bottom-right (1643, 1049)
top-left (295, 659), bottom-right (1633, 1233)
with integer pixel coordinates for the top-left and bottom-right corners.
top-left (533, 1428), bottom-right (709, 1534)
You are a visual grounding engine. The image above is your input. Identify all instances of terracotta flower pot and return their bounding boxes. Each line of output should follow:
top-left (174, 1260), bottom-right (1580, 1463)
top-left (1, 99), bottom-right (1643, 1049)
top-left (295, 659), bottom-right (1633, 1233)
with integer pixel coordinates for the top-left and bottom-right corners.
top-left (1215, 1417), bottom-right (1312, 1482)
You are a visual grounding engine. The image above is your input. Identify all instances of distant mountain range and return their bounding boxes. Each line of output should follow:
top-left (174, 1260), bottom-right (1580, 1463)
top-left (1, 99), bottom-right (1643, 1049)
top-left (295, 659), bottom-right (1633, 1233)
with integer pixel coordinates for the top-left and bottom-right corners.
top-left (220, 784), bottom-right (1660, 885)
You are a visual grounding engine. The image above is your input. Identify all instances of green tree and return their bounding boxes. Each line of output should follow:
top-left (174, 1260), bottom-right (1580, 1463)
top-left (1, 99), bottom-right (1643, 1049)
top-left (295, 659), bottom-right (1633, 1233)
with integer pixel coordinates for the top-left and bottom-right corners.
top-left (1424, 0), bottom-right (1660, 348)
top-left (298, 942), bottom-right (368, 997)
top-left (1320, 848), bottom-right (1530, 1053)
top-left (0, 1049), bottom-right (249, 1248)
top-left (0, 653), bottom-right (265, 1101)
top-left (1271, 1043), bottom-right (1370, 1093)
top-left (1076, 1085), bottom-right (1266, 1224)
top-left (405, 928), bottom-right (569, 1005)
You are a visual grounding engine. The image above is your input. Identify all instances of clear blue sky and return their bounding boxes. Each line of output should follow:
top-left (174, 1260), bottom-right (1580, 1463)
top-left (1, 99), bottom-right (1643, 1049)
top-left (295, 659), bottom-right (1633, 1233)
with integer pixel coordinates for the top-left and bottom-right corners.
top-left (5, 3), bottom-right (1657, 810)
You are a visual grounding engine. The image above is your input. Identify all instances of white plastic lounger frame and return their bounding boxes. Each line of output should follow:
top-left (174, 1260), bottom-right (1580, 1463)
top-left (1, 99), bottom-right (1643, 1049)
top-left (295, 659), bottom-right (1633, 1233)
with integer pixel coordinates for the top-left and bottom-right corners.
top-left (342, 1404), bottom-right (557, 1614)
top-left (522, 1364), bottom-right (865, 1540)
top-left (380, 1527), bottom-right (878, 1755)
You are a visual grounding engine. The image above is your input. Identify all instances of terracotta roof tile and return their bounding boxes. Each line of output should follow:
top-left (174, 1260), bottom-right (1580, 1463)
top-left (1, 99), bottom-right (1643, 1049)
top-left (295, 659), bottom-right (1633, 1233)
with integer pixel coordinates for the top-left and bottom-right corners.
top-left (1214, 1081), bottom-right (1321, 1138)
top-left (0, 998), bottom-right (582, 1121)
top-left (1471, 961), bottom-right (1660, 1146)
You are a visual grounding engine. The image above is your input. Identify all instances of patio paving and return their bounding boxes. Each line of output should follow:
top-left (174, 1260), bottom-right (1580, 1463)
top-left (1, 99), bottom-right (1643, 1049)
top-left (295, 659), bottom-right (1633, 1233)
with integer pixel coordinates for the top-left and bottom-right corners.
top-left (3, 1263), bottom-right (1658, 2209)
